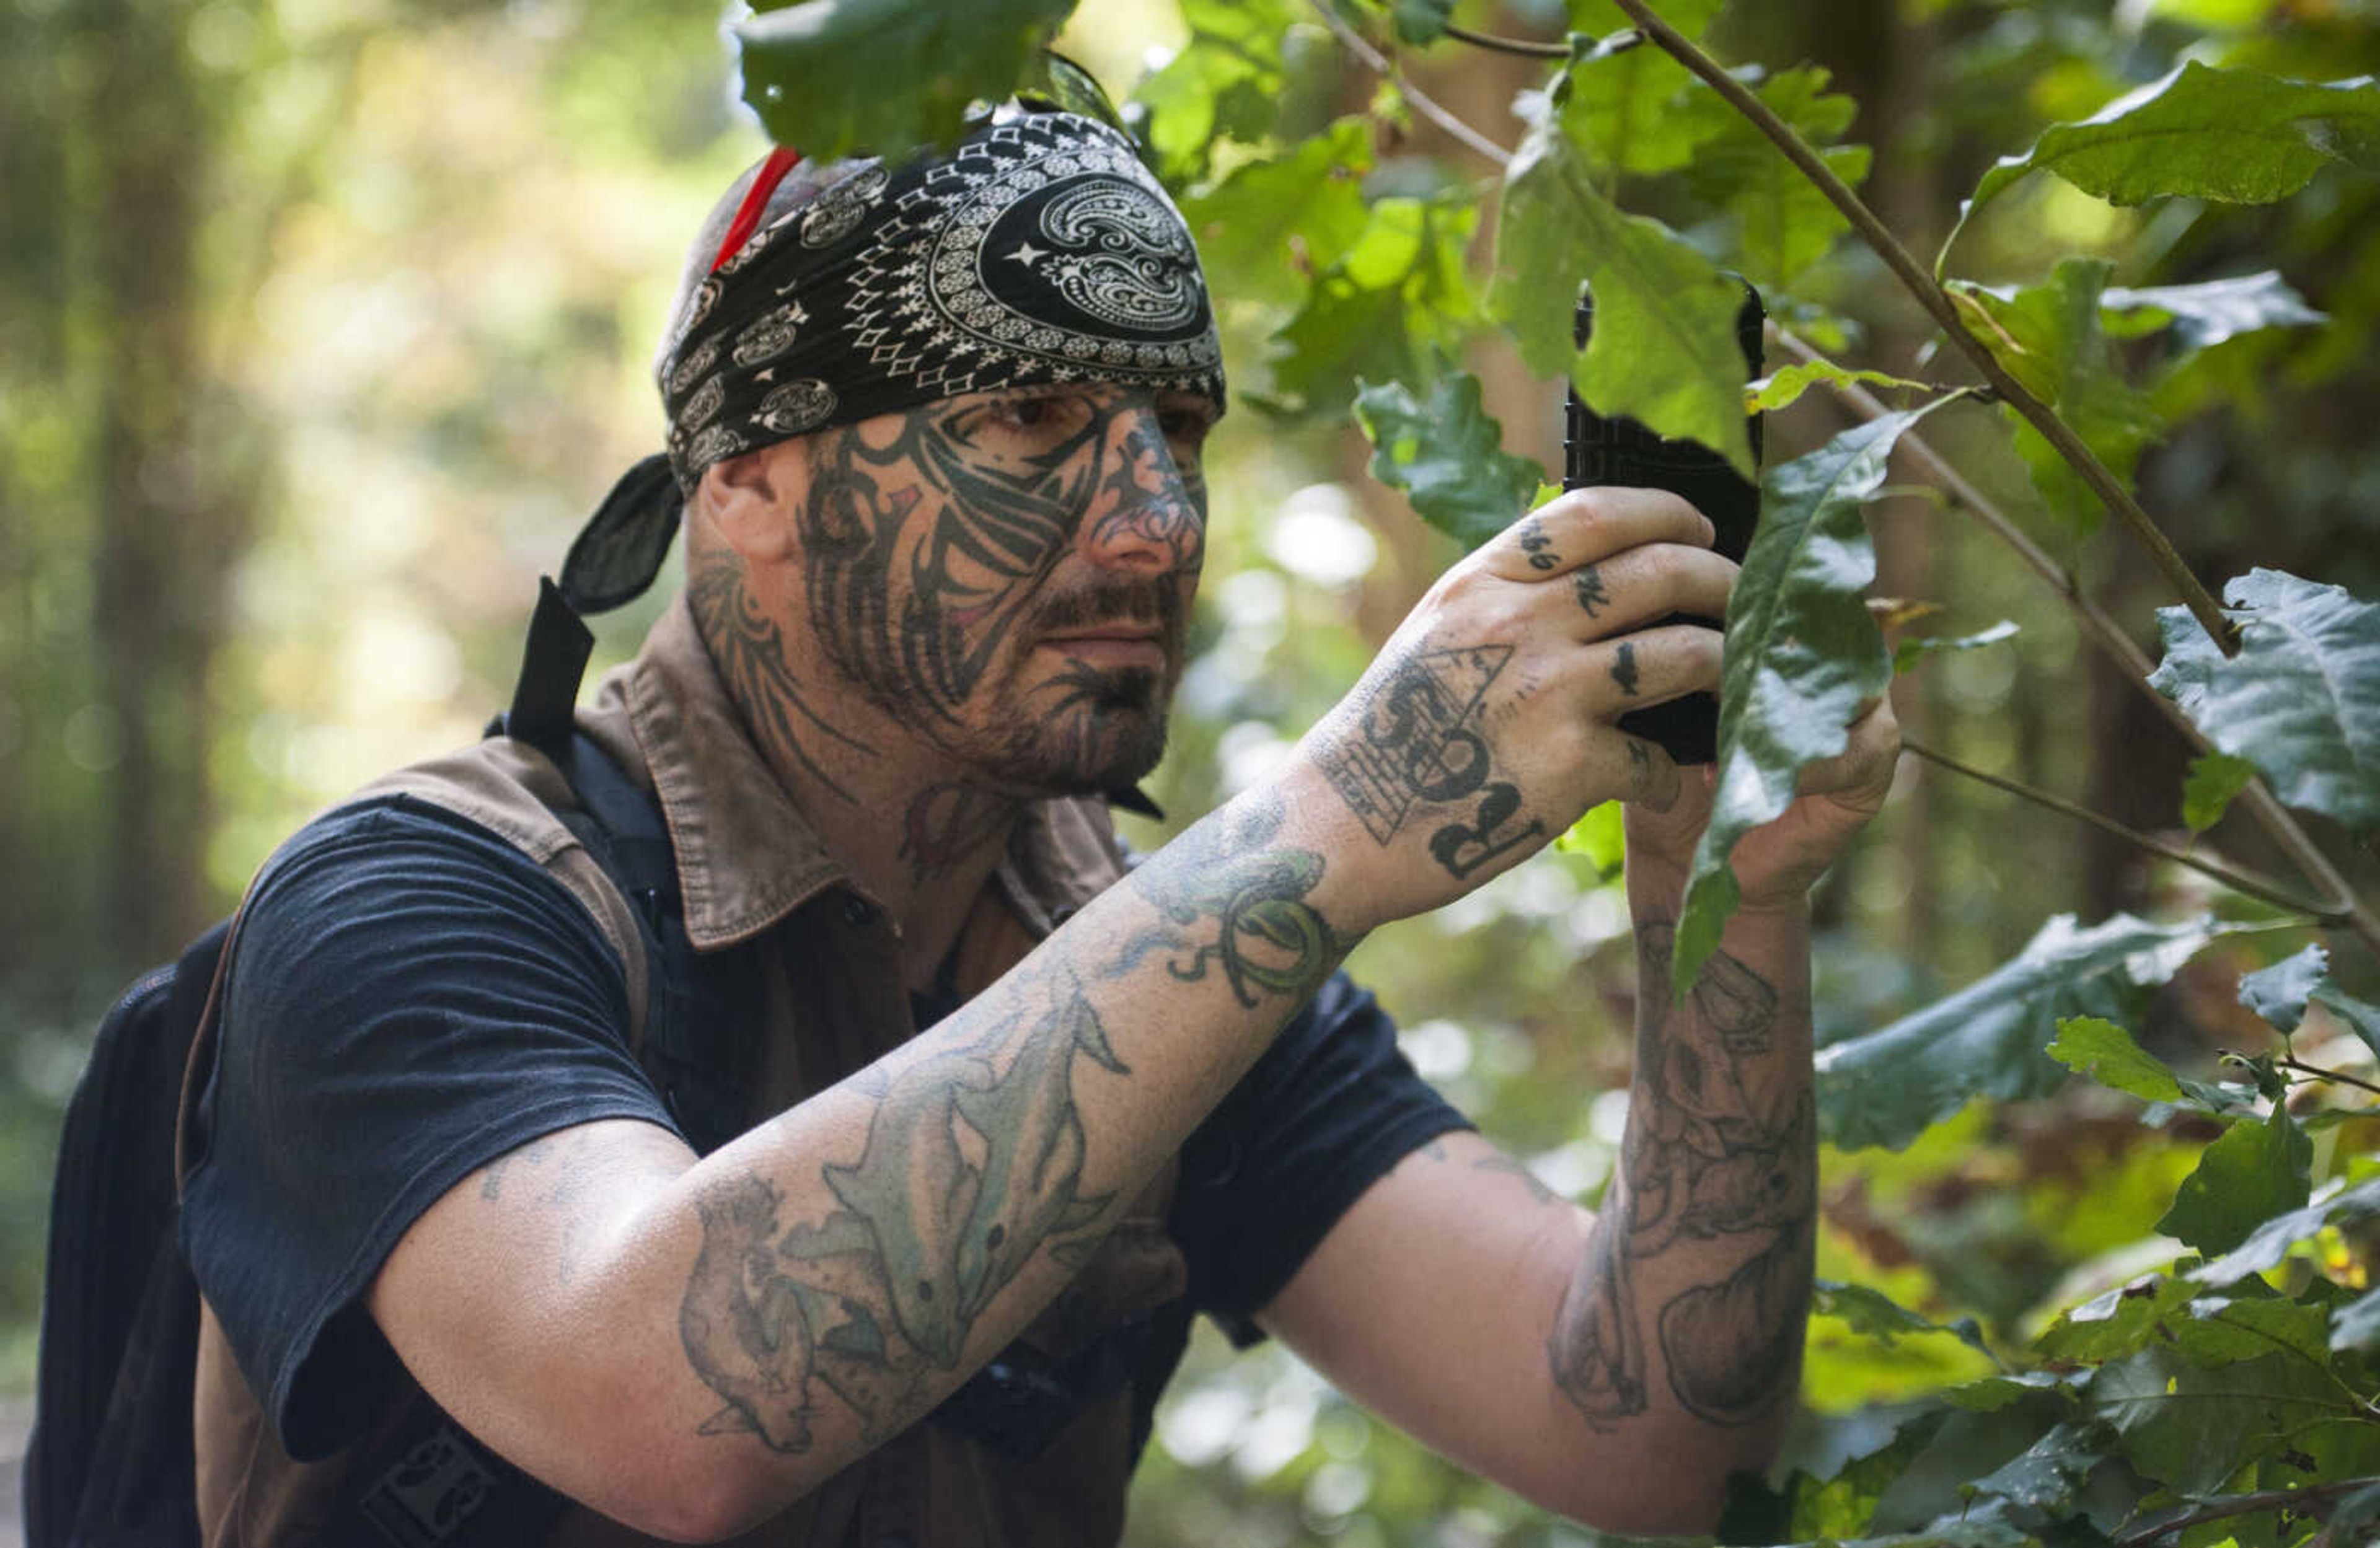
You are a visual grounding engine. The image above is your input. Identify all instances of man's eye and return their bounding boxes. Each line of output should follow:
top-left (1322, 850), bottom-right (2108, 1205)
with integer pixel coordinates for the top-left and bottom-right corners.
top-left (995, 397), bottom-right (1080, 433)
top-left (1161, 411), bottom-right (1212, 449)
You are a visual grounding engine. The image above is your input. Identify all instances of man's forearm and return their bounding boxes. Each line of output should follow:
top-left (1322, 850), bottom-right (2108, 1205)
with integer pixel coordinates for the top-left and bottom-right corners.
top-left (580, 785), bottom-right (1364, 1533)
top-left (1546, 856), bottom-right (1817, 1477)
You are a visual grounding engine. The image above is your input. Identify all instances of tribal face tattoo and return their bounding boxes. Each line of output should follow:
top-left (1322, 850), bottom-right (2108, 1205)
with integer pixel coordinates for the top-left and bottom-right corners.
top-left (793, 381), bottom-right (1213, 794)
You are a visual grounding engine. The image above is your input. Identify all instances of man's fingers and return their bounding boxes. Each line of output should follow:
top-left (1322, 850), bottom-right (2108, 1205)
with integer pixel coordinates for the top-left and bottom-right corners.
top-left (1579, 623), bottom-right (1724, 716)
top-left (1562, 545), bottom-right (1736, 641)
top-left (1484, 486), bottom-right (1713, 581)
top-left (1794, 694), bottom-right (1902, 799)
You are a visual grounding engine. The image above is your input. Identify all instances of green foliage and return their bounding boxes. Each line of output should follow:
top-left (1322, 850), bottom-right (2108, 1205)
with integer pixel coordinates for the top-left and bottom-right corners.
top-left (1554, 799), bottom-right (1626, 876)
top-left (1682, 67), bottom-right (1873, 291)
top-left (1272, 196), bottom-right (1478, 413)
top-left (1673, 407), bottom-right (1936, 998)
top-left (1751, 360), bottom-right (1936, 414)
top-left (1814, 913), bottom-right (2237, 1151)
top-left (2151, 568), bottom-right (2380, 837)
top-left (1948, 62), bottom-right (2380, 263)
top-left (2045, 1014), bottom-right (2186, 1104)
top-left (1352, 372), bottom-right (1543, 549)
top-left (2241, 944), bottom-right (2330, 1034)
top-left (1179, 117), bottom-right (1374, 309)
top-left (1891, 619), bottom-right (2018, 675)
top-left (2156, 1106), bottom-right (2312, 1253)
top-left (1136, 0), bottom-right (1293, 182)
top-left (2180, 750), bottom-right (2259, 833)
top-left (1950, 259), bottom-right (2163, 534)
top-left (2099, 270), bottom-right (2327, 351)
top-left (737, 0), bottom-right (1079, 158)
top-left (1491, 92), bottom-right (1757, 475)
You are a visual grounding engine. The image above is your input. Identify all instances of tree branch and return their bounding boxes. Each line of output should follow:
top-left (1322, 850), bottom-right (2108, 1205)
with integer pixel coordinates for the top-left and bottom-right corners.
top-left (2277, 1056), bottom-right (2380, 1100)
top-left (1441, 19), bottom-right (1570, 58)
top-left (1898, 737), bottom-right (2350, 923)
top-left (2113, 1475), bottom-right (2380, 1546)
top-left (1781, 328), bottom-right (2380, 961)
top-left (1606, 0), bottom-right (2239, 656)
top-left (1307, 0), bottom-right (1517, 166)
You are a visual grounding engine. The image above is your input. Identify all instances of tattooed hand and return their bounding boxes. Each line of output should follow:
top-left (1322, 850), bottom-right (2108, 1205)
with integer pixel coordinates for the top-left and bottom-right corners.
top-left (1624, 693), bottom-right (1901, 910)
top-left (1288, 488), bottom-right (1734, 929)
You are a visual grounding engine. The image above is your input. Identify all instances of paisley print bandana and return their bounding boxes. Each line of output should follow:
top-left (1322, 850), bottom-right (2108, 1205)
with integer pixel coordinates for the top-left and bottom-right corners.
top-left (558, 110), bottom-right (1225, 614)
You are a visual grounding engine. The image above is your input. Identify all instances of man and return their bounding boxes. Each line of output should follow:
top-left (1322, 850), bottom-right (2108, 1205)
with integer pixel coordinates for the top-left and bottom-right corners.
top-left (178, 104), bottom-right (1897, 1545)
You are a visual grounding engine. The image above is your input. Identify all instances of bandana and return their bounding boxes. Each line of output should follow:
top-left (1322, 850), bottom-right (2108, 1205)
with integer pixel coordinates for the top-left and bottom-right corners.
top-left (559, 110), bottom-right (1226, 614)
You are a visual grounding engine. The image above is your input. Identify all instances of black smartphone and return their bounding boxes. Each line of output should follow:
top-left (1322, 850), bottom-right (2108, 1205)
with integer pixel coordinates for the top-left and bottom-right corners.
top-left (1563, 282), bottom-right (1765, 767)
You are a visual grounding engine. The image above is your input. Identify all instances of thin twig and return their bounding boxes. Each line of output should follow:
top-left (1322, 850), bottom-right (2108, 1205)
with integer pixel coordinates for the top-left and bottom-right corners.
top-left (1307, 0), bottom-right (1516, 166)
top-left (1899, 738), bottom-right (2348, 922)
top-left (2113, 1475), bottom-right (2380, 1546)
top-left (1441, 20), bottom-right (1570, 58)
top-left (1780, 327), bottom-right (2380, 961)
top-left (1606, 0), bottom-right (2238, 655)
top-left (2278, 1056), bottom-right (2380, 1099)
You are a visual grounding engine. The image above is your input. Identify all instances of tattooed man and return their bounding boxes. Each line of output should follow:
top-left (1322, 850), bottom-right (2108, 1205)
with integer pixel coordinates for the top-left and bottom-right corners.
top-left (180, 106), bottom-right (1897, 1547)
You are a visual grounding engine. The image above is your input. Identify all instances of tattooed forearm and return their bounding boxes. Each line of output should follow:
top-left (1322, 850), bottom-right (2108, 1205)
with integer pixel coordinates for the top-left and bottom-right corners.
top-left (690, 548), bottom-right (874, 804)
top-left (1119, 792), bottom-right (1344, 1006)
top-left (679, 962), bottom-right (1127, 1449)
top-left (1316, 644), bottom-right (1546, 881)
top-left (1548, 917), bottom-right (1812, 1430)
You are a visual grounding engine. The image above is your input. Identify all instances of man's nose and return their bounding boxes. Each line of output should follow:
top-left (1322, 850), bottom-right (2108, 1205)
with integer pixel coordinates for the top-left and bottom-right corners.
top-left (1076, 408), bottom-right (1205, 576)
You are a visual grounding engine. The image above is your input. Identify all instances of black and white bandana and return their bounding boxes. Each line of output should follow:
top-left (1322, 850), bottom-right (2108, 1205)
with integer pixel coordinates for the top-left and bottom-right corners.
top-left (558, 110), bottom-right (1225, 614)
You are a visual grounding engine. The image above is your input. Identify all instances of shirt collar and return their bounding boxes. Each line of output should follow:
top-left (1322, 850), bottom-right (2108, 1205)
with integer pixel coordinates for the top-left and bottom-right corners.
top-left (595, 595), bottom-right (1127, 951)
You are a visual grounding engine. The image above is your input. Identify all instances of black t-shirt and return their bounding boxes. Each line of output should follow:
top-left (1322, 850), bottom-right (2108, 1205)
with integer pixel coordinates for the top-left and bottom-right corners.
top-left (182, 795), bottom-right (1472, 1461)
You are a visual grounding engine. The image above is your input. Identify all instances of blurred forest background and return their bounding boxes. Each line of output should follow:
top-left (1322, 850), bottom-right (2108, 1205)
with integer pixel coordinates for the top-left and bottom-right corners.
top-left (6, 0), bottom-right (2380, 1541)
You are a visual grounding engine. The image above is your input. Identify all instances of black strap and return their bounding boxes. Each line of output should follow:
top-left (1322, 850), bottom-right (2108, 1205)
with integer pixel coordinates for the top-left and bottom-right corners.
top-left (505, 578), bottom-right (594, 759)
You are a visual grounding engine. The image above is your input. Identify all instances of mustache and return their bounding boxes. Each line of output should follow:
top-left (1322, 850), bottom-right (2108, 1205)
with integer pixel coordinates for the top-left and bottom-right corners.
top-left (1029, 578), bottom-right (1183, 638)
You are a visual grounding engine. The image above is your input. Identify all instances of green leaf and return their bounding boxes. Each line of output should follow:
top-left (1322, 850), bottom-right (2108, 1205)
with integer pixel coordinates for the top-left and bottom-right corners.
top-left (1814, 1279), bottom-right (1996, 1360)
top-left (1489, 99), bottom-right (1755, 476)
top-left (738, 0), bottom-right (1079, 161)
top-left (1945, 63), bottom-right (2380, 265)
top-left (1386, 0), bottom-right (1453, 45)
top-left (2150, 567), bottom-right (2380, 837)
top-left (1893, 620), bottom-right (2020, 675)
top-left (1950, 260), bottom-right (2163, 535)
top-left (1554, 799), bottom-right (1626, 876)
top-left (1672, 404), bottom-right (1946, 1002)
top-left (2314, 980), bottom-right (2380, 1061)
top-left (2330, 1284), bottom-right (2380, 1352)
top-left (1815, 913), bottom-right (2237, 1151)
top-left (2047, 1015), bottom-right (2185, 1104)
top-left (2157, 1107), bottom-right (2313, 1254)
top-left (1554, 42), bottom-right (1730, 177)
top-left (1132, 0), bottom-right (1292, 182)
top-left (1271, 197), bottom-right (1476, 413)
top-left (2175, 1293), bottom-right (2335, 1367)
top-left (1683, 67), bottom-right (1874, 289)
top-left (1353, 373), bottom-right (1544, 551)
top-left (1181, 117), bottom-right (1373, 309)
top-left (2192, 1174), bottom-right (2380, 1287)
top-left (1962, 1419), bottom-right (2110, 1513)
top-left (2180, 751), bottom-right (2259, 833)
top-left (2239, 943), bottom-right (2329, 1034)
top-left (2100, 270), bottom-right (2327, 352)
top-left (2035, 1275), bottom-right (2197, 1364)
top-left (1751, 359), bottom-right (1937, 414)
top-left (2089, 1348), bottom-right (2342, 1495)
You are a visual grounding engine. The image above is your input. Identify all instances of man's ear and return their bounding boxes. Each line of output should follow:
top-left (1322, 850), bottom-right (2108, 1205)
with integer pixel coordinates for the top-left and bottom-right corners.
top-left (695, 439), bottom-right (807, 565)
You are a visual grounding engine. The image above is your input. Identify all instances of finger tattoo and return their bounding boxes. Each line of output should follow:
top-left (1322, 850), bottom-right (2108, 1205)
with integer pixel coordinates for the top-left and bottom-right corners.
top-left (1574, 566), bottom-right (1610, 617)
top-left (1612, 642), bottom-right (1640, 697)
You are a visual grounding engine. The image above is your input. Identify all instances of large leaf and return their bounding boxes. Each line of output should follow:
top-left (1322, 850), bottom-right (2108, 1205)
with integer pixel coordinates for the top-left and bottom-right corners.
top-left (1950, 260), bottom-right (2162, 535)
top-left (1555, 37), bottom-right (1731, 177)
top-left (1489, 97), bottom-right (1754, 476)
top-left (2314, 980), bottom-right (2380, 1061)
top-left (1815, 914), bottom-right (2234, 1151)
top-left (1180, 117), bottom-right (1373, 309)
top-left (2192, 1175), bottom-right (2380, 1286)
top-left (1670, 407), bottom-right (1940, 1000)
top-left (1270, 197), bottom-right (1476, 414)
top-left (2099, 270), bottom-right (2326, 352)
top-left (1683, 67), bottom-right (1874, 290)
top-left (1353, 373), bottom-right (1545, 551)
top-left (2156, 1107), bottom-right (2312, 1254)
top-left (2149, 568), bottom-right (2380, 837)
top-left (738, 0), bottom-right (1078, 161)
top-left (2045, 1016), bottom-right (2184, 1104)
top-left (2238, 943), bottom-right (2328, 1034)
top-left (1945, 63), bottom-right (2380, 263)
top-left (2089, 1348), bottom-right (2342, 1495)
top-left (1132, 0), bottom-right (1292, 183)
